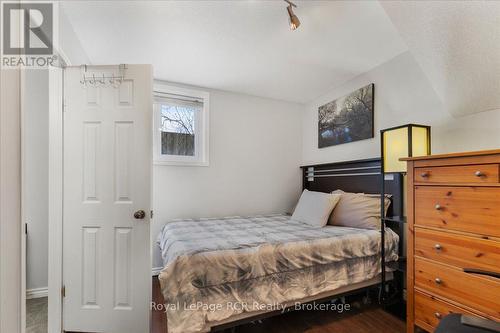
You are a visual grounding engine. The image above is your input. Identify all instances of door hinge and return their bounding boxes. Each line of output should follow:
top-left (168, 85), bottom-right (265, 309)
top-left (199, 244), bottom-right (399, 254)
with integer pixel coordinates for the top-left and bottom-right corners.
top-left (150, 210), bottom-right (154, 219)
top-left (61, 285), bottom-right (66, 298)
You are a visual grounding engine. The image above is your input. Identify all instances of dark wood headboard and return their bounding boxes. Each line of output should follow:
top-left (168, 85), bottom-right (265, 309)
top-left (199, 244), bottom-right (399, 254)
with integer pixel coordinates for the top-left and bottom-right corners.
top-left (300, 158), bottom-right (403, 217)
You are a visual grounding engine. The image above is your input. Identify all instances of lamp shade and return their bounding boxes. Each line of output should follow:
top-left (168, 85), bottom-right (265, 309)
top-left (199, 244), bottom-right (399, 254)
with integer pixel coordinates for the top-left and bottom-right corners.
top-left (381, 124), bottom-right (431, 173)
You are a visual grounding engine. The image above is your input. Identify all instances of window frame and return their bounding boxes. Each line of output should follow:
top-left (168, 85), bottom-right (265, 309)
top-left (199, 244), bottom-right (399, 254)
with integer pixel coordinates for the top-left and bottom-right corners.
top-left (153, 82), bottom-right (209, 166)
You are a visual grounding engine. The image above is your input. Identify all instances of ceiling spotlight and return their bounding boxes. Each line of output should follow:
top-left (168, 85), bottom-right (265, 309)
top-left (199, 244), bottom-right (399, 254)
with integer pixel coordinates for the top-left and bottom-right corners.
top-left (285, 0), bottom-right (300, 31)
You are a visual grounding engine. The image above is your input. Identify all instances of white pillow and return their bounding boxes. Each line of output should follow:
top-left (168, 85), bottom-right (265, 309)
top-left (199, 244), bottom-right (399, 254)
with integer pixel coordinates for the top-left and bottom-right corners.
top-left (291, 190), bottom-right (341, 227)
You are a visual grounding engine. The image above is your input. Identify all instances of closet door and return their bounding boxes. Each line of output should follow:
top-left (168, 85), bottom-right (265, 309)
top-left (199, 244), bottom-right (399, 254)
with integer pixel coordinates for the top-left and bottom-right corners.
top-left (63, 65), bottom-right (152, 333)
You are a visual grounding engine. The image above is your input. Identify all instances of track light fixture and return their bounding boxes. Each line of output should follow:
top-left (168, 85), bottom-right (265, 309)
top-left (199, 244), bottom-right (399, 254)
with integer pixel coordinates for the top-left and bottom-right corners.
top-left (284, 0), bottom-right (300, 31)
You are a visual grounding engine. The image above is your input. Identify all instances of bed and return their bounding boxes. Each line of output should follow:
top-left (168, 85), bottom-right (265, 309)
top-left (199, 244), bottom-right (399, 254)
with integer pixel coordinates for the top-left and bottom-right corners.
top-left (157, 158), bottom-right (404, 333)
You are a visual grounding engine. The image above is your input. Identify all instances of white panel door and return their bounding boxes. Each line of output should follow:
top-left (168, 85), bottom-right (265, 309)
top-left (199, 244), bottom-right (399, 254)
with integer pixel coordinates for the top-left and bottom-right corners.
top-left (63, 65), bottom-right (152, 333)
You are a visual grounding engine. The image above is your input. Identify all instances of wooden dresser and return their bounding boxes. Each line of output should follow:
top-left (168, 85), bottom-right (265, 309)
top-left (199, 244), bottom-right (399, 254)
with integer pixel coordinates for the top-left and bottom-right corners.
top-left (404, 149), bottom-right (500, 333)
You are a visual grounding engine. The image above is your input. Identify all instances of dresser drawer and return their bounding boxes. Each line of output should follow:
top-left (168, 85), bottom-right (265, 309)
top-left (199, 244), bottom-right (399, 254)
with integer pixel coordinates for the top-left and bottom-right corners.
top-left (415, 228), bottom-right (500, 272)
top-left (415, 290), bottom-right (481, 332)
top-left (415, 164), bottom-right (499, 183)
top-left (415, 186), bottom-right (500, 237)
top-left (415, 257), bottom-right (500, 320)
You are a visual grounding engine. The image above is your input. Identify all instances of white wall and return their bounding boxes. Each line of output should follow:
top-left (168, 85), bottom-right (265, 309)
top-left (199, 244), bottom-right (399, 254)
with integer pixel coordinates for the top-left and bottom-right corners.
top-left (23, 70), bottom-right (49, 291)
top-left (58, 6), bottom-right (90, 65)
top-left (433, 108), bottom-right (500, 153)
top-left (302, 51), bottom-right (445, 164)
top-left (152, 82), bottom-right (303, 268)
top-left (0, 67), bottom-right (22, 333)
top-left (301, 51), bottom-right (500, 165)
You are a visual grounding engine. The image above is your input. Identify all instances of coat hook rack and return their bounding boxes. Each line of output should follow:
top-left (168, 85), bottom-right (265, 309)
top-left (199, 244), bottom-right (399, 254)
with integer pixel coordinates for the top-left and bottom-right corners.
top-left (79, 64), bottom-right (127, 88)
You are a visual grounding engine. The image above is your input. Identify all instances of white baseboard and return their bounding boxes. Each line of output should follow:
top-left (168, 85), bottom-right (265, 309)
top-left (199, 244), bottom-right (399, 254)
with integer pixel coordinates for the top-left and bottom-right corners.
top-left (29, 269), bottom-right (161, 302)
top-left (26, 287), bottom-right (48, 299)
top-left (28, 269), bottom-right (162, 300)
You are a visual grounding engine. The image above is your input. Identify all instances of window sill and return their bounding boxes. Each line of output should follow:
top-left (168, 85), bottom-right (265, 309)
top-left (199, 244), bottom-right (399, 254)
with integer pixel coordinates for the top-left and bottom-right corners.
top-left (153, 160), bottom-right (209, 167)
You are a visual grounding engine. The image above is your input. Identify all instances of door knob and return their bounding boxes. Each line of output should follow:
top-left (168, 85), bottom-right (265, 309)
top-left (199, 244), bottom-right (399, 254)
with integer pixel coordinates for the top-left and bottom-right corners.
top-left (134, 210), bottom-right (146, 219)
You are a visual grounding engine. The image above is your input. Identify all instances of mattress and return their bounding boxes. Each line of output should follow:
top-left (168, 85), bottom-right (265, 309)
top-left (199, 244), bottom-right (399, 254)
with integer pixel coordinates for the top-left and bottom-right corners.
top-left (157, 214), bottom-right (399, 333)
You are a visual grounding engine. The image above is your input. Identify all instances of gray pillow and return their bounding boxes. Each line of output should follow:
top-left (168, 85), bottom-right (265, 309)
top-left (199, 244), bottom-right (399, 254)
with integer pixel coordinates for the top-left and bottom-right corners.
top-left (291, 190), bottom-right (341, 227)
top-left (328, 190), bottom-right (391, 229)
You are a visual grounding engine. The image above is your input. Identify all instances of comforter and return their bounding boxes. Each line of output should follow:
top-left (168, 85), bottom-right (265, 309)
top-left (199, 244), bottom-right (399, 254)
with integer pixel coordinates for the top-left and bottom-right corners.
top-left (157, 214), bottom-right (399, 333)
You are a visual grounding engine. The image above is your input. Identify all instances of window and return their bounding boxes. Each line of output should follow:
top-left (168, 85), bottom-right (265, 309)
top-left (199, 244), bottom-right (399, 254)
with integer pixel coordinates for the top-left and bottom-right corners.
top-left (153, 84), bottom-right (209, 166)
top-left (160, 102), bottom-right (197, 156)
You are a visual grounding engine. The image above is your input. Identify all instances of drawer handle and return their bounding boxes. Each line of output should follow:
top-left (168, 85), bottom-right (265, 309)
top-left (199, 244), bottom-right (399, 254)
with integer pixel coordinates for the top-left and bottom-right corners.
top-left (434, 312), bottom-right (442, 319)
top-left (435, 204), bottom-right (442, 210)
top-left (435, 278), bottom-right (442, 285)
top-left (420, 172), bottom-right (430, 178)
top-left (463, 268), bottom-right (500, 279)
top-left (475, 171), bottom-right (485, 177)
top-left (434, 244), bottom-right (442, 250)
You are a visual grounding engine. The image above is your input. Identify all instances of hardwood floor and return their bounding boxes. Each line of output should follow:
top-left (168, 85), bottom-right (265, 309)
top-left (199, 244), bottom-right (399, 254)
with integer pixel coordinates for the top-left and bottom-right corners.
top-left (152, 276), bottom-right (168, 332)
top-left (151, 277), bottom-right (405, 333)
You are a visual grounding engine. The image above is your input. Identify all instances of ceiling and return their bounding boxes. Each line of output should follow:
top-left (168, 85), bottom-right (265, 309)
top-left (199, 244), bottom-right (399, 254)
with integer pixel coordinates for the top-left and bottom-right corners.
top-left (61, 1), bottom-right (500, 115)
top-left (381, 1), bottom-right (500, 117)
top-left (61, 0), bottom-right (408, 104)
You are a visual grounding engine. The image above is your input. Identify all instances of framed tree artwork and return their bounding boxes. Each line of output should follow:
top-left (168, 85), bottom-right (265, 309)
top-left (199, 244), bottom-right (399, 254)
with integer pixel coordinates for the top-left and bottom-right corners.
top-left (318, 83), bottom-right (374, 148)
